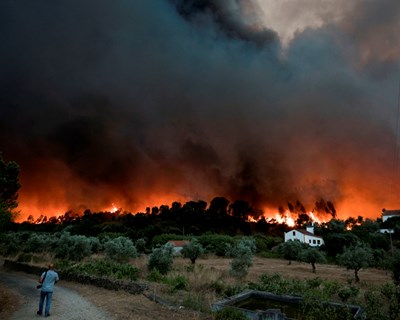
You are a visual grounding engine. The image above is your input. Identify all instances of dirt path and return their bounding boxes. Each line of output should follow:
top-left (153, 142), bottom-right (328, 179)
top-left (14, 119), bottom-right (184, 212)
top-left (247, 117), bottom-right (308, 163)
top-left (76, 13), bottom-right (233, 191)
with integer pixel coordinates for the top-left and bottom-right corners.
top-left (0, 271), bottom-right (113, 320)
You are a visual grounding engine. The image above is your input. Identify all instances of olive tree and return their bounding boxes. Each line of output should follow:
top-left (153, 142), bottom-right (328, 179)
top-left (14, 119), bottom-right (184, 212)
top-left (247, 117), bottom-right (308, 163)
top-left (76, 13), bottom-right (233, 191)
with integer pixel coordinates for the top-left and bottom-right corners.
top-left (299, 246), bottom-right (327, 273)
top-left (148, 242), bottom-right (174, 275)
top-left (229, 237), bottom-right (256, 279)
top-left (104, 236), bottom-right (137, 263)
top-left (181, 238), bottom-right (204, 264)
top-left (339, 244), bottom-right (373, 282)
top-left (54, 233), bottom-right (93, 261)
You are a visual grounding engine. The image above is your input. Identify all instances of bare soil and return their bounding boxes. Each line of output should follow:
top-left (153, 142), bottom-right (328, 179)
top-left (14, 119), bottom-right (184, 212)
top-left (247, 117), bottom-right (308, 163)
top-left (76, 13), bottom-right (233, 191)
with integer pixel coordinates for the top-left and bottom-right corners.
top-left (0, 256), bottom-right (392, 320)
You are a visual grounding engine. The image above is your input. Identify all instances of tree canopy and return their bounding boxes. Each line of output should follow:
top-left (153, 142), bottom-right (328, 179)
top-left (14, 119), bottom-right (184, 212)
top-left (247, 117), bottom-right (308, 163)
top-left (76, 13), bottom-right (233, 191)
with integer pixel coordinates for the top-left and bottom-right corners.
top-left (0, 152), bottom-right (20, 229)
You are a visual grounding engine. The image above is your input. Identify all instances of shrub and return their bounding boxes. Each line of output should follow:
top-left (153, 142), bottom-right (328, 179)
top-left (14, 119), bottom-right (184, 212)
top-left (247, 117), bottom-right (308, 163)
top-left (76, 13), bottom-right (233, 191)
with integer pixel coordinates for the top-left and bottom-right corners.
top-left (337, 286), bottom-right (359, 303)
top-left (147, 243), bottom-right (174, 275)
top-left (104, 236), bottom-right (137, 263)
top-left (147, 269), bottom-right (164, 282)
top-left (163, 275), bottom-right (188, 292)
top-left (182, 294), bottom-right (209, 313)
top-left (135, 238), bottom-right (146, 254)
top-left (278, 240), bottom-right (307, 265)
top-left (229, 238), bottom-right (255, 279)
top-left (60, 259), bottom-right (139, 280)
top-left (54, 232), bottom-right (93, 261)
top-left (0, 232), bottom-right (20, 256)
top-left (197, 234), bottom-right (235, 256)
top-left (214, 308), bottom-right (247, 320)
top-left (24, 233), bottom-right (51, 253)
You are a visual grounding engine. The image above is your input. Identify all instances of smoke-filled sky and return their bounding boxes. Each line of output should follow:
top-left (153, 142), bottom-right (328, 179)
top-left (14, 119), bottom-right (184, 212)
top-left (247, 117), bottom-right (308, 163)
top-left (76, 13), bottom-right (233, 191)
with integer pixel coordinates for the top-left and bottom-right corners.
top-left (1, 0), bottom-right (400, 221)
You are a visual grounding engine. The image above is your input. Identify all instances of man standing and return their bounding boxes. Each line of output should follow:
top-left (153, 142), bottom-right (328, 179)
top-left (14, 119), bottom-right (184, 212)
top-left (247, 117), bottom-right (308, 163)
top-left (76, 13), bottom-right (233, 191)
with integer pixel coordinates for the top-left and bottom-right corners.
top-left (37, 263), bottom-right (59, 317)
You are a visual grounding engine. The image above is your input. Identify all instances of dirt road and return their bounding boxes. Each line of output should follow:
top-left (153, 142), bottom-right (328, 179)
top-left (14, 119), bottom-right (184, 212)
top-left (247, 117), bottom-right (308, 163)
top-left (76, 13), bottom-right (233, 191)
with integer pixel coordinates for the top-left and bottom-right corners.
top-left (0, 271), bottom-right (112, 320)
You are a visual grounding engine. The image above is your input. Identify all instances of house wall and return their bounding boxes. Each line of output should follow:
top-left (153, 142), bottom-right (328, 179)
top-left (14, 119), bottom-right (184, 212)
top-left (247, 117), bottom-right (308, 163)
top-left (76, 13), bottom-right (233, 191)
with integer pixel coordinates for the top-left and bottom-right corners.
top-left (382, 214), bottom-right (400, 222)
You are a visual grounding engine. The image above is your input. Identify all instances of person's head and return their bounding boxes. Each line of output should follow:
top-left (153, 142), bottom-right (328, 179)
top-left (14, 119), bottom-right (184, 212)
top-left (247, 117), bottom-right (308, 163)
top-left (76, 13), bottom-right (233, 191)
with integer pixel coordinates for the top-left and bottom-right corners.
top-left (48, 263), bottom-right (54, 270)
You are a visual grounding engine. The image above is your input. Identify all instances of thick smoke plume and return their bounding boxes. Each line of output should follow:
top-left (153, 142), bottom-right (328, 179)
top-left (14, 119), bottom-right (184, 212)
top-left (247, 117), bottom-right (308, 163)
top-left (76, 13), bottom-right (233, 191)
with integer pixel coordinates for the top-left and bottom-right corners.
top-left (0, 0), bottom-right (399, 220)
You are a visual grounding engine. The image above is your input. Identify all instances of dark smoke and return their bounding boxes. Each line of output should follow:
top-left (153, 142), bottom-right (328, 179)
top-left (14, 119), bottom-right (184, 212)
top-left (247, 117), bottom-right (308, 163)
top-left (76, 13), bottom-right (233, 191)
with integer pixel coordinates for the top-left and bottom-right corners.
top-left (0, 0), bottom-right (399, 219)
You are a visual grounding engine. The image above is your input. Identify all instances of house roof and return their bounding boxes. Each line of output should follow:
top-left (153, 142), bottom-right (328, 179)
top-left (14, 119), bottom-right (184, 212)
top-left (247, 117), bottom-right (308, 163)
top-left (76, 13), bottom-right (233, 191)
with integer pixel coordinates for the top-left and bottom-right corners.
top-left (167, 240), bottom-right (190, 247)
top-left (382, 209), bottom-right (400, 217)
top-left (289, 229), bottom-right (323, 239)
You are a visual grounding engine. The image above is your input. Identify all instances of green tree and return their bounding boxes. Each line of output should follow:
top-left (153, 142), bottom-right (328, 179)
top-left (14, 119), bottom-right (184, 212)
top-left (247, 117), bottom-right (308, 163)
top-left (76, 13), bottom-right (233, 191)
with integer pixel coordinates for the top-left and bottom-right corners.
top-left (0, 153), bottom-right (21, 229)
top-left (339, 244), bottom-right (373, 282)
top-left (181, 238), bottom-right (204, 264)
top-left (279, 240), bottom-right (305, 265)
top-left (299, 247), bottom-right (327, 273)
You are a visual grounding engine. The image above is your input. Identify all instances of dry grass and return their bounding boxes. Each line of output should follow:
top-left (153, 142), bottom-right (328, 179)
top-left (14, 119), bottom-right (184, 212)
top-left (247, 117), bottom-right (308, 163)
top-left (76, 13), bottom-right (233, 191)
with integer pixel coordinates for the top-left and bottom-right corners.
top-left (1, 254), bottom-right (394, 319)
top-left (173, 255), bottom-right (391, 287)
top-left (131, 254), bottom-right (393, 315)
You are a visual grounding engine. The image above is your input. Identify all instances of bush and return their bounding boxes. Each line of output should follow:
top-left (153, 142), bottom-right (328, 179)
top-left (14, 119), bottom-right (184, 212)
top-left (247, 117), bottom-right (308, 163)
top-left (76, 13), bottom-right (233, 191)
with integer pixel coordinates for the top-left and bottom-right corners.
top-left (60, 259), bottom-right (139, 280)
top-left (214, 308), bottom-right (247, 320)
top-left (197, 234), bottom-right (235, 256)
top-left (337, 286), bottom-right (359, 303)
top-left (163, 275), bottom-right (188, 292)
top-left (229, 238), bottom-right (255, 279)
top-left (147, 243), bottom-right (174, 275)
top-left (147, 269), bottom-right (164, 282)
top-left (104, 236), bottom-right (137, 263)
top-left (54, 233), bottom-right (93, 261)
top-left (135, 238), bottom-right (146, 254)
top-left (24, 233), bottom-right (52, 253)
top-left (0, 232), bottom-right (20, 256)
top-left (278, 240), bottom-right (307, 265)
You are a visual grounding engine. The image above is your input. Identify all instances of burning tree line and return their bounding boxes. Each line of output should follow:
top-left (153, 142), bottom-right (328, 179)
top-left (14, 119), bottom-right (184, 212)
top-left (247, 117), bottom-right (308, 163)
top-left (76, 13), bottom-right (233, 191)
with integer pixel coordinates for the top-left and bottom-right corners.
top-left (24, 196), bottom-right (337, 232)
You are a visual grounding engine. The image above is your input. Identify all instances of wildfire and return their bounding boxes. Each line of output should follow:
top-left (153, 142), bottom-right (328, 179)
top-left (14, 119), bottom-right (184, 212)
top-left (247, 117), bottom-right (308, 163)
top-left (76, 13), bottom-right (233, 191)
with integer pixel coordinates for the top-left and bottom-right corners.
top-left (108, 203), bottom-right (120, 213)
top-left (260, 209), bottom-right (329, 227)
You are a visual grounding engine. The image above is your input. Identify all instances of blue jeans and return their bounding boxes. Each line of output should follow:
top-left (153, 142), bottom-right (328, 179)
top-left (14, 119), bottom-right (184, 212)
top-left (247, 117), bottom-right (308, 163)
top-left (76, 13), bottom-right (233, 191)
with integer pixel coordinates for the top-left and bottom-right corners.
top-left (38, 291), bottom-right (53, 316)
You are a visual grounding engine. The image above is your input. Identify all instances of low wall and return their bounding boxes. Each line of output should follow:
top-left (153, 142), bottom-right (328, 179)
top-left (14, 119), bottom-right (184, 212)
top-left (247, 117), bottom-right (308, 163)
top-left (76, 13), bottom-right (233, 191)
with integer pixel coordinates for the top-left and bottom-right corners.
top-left (3, 259), bottom-right (148, 294)
top-left (212, 290), bottom-right (366, 320)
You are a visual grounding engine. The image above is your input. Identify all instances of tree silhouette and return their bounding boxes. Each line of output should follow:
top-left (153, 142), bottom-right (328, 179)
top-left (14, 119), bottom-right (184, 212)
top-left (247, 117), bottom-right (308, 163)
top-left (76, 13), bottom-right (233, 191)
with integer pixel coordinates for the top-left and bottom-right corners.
top-left (0, 153), bottom-right (20, 230)
top-left (209, 197), bottom-right (230, 216)
top-left (229, 200), bottom-right (253, 220)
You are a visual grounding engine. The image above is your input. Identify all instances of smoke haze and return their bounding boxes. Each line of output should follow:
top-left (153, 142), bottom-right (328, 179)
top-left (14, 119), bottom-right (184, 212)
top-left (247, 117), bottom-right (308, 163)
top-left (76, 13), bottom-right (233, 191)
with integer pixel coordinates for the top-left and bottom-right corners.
top-left (0, 0), bottom-right (399, 220)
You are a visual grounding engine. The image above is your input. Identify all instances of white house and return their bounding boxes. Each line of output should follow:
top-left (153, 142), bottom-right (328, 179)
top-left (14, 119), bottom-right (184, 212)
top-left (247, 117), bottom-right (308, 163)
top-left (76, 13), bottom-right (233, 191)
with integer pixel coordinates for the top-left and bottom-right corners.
top-left (381, 209), bottom-right (400, 222)
top-left (284, 224), bottom-right (324, 247)
top-left (167, 240), bottom-right (190, 255)
top-left (380, 209), bottom-right (400, 234)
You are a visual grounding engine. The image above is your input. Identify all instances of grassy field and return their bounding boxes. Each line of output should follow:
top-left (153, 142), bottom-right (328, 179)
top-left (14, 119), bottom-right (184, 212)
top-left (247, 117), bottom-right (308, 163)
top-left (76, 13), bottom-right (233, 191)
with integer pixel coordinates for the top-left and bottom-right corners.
top-left (0, 255), bottom-right (394, 319)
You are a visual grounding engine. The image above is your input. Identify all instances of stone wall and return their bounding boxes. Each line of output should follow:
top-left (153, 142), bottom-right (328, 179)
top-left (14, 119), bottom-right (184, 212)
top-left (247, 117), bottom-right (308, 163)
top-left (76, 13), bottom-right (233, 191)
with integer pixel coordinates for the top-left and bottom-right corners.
top-left (3, 259), bottom-right (148, 294)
